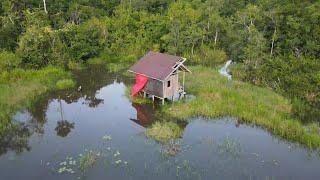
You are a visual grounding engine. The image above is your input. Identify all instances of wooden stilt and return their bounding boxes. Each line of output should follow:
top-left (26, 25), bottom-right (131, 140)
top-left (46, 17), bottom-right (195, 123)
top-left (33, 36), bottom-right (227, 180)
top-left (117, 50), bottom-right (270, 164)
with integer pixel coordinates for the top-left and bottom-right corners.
top-left (182, 71), bottom-right (185, 93)
top-left (143, 91), bottom-right (146, 98)
top-left (152, 95), bottom-right (155, 102)
top-left (162, 98), bottom-right (164, 105)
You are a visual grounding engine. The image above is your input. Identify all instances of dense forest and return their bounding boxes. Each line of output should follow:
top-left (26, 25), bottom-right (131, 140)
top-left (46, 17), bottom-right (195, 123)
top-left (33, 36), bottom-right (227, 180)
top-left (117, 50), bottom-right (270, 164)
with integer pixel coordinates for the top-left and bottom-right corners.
top-left (0, 0), bottom-right (319, 122)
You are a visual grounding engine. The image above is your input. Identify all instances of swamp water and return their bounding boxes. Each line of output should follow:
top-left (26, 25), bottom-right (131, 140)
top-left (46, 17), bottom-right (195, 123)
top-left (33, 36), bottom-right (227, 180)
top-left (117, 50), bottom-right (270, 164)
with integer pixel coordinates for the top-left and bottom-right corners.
top-left (1, 66), bottom-right (320, 180)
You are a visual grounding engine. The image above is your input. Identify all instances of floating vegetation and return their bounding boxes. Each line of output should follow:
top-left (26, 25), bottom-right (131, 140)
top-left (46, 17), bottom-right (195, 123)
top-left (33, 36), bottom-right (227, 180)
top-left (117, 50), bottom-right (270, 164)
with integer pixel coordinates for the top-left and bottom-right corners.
top-left (161, 140), bottom-right (182, 157)
top-left (115, 159), bottom-right (122, 164)
top-left (79, 151), bottom-right (98, 173)
top-left (102, 135), bottom-right (112, 141)
top-left (218, 136), bottom-right (242, 158)
top-left (113, 150), bottom-right (120, 157)
top-left (146, 121), bottom-right (182, 143)
top-left (57, 156), bottom-right (77, 174)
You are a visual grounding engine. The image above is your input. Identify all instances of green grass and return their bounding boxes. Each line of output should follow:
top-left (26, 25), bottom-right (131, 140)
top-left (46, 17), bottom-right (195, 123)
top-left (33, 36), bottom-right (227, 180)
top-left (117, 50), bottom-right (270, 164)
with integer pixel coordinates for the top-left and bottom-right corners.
top-left (162, 66), bottom-right (320, 149)
top-left (0, 66), bottom-right (72, 138)
top-left (56, 79), bottom-right (76, 90)
top-left (146, 121), bottom-right (182, 143)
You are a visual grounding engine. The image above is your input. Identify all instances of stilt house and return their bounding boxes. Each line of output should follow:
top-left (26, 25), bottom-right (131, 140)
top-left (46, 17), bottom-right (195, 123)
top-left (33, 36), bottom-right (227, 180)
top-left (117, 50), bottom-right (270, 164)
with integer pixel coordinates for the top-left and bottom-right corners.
top-left (128, 51), bottom-right (191, 104)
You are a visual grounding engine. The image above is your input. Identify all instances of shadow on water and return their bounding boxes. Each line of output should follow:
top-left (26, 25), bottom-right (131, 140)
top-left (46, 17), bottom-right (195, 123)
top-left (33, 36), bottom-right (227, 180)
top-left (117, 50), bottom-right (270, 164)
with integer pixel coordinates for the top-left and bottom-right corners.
top-left (1, 65), bottom-right (320, 179)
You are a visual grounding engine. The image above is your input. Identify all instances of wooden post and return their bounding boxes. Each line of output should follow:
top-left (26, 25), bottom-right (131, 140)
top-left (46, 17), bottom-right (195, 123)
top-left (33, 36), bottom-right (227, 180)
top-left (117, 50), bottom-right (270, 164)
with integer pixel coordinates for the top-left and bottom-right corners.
top-left (143, 91), bottom-right (146, 98)
top-left (152, 95), bottom-right (155, 102)
top-left (162, 98), bottom-right (164, 105)
top-left (182, 71), bottom-right (185, 92)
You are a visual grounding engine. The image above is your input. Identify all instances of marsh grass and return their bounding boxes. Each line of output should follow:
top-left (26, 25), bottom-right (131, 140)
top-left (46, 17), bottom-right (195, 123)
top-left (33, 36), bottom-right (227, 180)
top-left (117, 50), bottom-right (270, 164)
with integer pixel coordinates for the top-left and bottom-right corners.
top-left (79, 152), bottom-right (97, 173)
top-left (0, 66), bottom-right (71, 137)
top-left (56, 79), bottom-right (76, 90)
top-left (146, 121), bottom-right (182, 143)
top-left (162, 66), bottom-right (320, 149)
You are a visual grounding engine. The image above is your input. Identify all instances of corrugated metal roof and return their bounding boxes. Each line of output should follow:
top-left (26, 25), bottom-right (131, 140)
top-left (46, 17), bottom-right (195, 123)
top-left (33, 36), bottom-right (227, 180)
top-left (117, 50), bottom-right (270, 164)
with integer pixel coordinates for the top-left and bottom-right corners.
top-left (129, 51), bottom-right (186, 81)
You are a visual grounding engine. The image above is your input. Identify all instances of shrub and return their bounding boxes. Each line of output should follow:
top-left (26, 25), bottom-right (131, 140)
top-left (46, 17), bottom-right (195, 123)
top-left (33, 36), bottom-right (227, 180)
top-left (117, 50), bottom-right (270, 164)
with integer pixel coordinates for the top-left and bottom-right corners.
top-left (17, 27), bottom-right (63, 68)
top-left (0, 51), bottom-right (21, 71)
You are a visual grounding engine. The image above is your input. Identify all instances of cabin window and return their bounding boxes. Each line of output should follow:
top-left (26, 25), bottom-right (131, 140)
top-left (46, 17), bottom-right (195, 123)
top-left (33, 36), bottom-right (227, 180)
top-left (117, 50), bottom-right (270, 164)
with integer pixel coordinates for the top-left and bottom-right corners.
top-left (167, 80), bottom-right (171, 87)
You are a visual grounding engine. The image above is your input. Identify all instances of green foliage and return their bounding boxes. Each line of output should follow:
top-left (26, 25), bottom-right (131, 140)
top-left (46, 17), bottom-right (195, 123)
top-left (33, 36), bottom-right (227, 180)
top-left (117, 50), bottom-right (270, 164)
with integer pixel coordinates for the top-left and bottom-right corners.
top-left (255, 56), bottom-right (320, 106)
top-left (24, 10), bottom-right (50, 28)
top-left (17, 27), bottom-right (65, 68)
top-left (58, 18), bottom-right (109, 62)
top-left (0, 50), bottom-right (21, 71)
top-left (146, 121), bottom-right (182, 143)
top-left (56, 79), bottom-right (76, 90)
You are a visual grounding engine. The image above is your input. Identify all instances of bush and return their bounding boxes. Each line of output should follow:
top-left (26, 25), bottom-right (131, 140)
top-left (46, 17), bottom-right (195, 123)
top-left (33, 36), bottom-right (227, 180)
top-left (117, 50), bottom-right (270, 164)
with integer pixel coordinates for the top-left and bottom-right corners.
top-left (17, 25), bottom-right (71, 69)
top-left (56, 79), bottom-right (76, 90)
top-left (190, 46), bottom-right (227, 66)
top-left (257, 56), bottom-right (320, 106)
top-left (0, 51), bottom-right (21, 71)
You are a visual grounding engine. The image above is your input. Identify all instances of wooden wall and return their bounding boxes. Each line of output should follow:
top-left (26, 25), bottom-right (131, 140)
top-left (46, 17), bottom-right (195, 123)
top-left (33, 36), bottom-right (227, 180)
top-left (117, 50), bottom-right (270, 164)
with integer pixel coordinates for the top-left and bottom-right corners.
top-left (163, 73), bottom-right (179, 98)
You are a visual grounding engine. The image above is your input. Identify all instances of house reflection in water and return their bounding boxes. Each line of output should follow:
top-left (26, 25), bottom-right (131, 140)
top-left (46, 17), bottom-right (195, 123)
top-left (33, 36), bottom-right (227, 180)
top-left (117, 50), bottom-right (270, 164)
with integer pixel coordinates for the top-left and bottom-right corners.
top-left (130, 103), bottom-right (155, 128)
top-left (130, 103), bottom-right (188, 130)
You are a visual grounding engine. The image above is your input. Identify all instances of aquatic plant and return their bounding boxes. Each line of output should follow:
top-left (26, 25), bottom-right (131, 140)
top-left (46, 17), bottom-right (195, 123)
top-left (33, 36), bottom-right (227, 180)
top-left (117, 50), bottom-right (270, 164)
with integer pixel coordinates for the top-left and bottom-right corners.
top-left (162, 66), bottom-right (320, 149)
top-left (161, 140), bottom-right (182, 157)
top-left (56, 79), bottom-right (76, 90)
top-left (57, 156), bottom-right (77, 174)
top-left (102, 135), bottom-right (112, 141)
top-left (146, 121), bottom-right (182, 143)
top-left (218, 136), bottom-right (242, 158)
top-left (79, 151), bottom-right (97, 173)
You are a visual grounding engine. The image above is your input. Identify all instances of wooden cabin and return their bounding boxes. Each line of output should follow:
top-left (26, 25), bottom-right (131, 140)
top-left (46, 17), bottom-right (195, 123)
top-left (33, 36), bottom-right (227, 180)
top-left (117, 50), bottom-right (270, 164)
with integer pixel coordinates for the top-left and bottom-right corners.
top-left (129, 51), bottom-right (191, 104)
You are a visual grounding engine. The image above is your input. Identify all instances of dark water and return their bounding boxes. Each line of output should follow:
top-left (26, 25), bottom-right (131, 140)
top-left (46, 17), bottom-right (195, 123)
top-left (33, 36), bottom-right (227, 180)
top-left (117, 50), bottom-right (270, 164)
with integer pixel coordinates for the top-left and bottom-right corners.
top-left (1, 66), bottom-right (320, 180)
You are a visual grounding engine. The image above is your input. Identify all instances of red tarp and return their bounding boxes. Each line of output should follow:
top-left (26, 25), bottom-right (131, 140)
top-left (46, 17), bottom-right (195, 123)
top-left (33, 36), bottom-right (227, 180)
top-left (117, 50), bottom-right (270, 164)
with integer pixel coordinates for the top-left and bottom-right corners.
top-left (131, 74), bottom-right (148, 96)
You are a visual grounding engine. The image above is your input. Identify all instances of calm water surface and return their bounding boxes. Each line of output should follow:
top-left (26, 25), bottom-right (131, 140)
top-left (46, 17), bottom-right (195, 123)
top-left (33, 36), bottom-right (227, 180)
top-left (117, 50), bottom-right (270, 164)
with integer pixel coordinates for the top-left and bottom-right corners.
top-left (1, 66), bottom-right (320, 180)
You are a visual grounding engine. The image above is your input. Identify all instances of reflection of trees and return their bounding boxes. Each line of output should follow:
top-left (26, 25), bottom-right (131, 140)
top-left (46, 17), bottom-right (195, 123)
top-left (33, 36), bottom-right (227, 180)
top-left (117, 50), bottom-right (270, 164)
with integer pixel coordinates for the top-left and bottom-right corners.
top-left (0, 122), bottom-right (31, 156)
top-left (1, 66), bottom-right (126, 157)
top-left (24, 66), bottom-right (122, 133)
top-left (55, 120), bottom-right (74, 137)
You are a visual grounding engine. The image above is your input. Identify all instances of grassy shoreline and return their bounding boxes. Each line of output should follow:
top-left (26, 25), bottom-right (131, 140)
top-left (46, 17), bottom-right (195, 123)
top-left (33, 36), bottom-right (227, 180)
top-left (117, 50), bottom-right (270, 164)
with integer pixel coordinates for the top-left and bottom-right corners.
top-left (161, 66), bottom-right (320, 149)
top-left (0, 66), bottom-right (75, 137)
